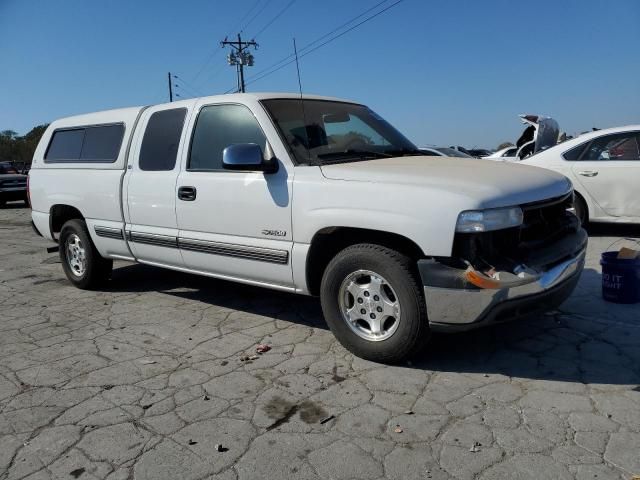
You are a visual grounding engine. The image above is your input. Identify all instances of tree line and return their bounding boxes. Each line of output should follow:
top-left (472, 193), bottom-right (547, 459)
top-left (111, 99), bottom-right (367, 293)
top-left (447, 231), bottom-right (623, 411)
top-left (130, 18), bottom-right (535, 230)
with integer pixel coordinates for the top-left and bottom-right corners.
top-left (0, 125), bottom-right (49, 164)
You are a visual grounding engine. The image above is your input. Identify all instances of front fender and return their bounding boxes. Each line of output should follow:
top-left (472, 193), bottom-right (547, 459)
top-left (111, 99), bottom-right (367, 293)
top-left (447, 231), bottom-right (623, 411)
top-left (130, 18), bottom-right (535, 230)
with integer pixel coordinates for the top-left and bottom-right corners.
top-left (292, 176), bottom-right (468, 256)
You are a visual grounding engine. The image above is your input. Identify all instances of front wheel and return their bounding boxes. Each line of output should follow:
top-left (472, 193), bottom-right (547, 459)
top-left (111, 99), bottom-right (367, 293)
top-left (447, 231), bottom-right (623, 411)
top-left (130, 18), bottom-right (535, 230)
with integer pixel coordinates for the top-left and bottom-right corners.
top-left (59, 219), bottom-right (112, 289)
top-left (320, 244), bottom-right (430, 363)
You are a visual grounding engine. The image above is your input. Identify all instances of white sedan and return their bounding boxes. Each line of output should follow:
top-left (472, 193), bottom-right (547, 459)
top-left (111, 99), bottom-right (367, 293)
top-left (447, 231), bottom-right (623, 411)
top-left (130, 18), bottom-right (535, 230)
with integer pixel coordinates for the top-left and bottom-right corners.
top-left (483, 146), bottom-right (518, 161)
top-left (521, 125), bottom-right (640, 224)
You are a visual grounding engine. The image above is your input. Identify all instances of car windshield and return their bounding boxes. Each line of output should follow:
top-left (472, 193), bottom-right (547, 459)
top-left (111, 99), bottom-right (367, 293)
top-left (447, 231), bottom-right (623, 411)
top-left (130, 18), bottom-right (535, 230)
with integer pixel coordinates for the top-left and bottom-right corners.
top-left (435, 147), bottom-right (473, 158)
top-left (261, 99), bottom-right (420, 165)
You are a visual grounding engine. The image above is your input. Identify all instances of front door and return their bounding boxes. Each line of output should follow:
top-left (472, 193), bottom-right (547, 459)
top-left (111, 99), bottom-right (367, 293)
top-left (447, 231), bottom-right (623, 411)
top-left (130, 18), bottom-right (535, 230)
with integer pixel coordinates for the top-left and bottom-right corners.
top-left (570, 131), bottom-right (640, 218)
top-left (175, 102), bottom-right (293, 287)
top-left (124, 104), bottom-right (190, 266)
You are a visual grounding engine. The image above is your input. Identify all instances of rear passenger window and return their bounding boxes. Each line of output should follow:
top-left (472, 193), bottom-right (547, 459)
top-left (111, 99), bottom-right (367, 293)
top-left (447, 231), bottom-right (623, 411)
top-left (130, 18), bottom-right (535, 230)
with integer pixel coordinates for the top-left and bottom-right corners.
top-left (139, 108), bottom-right (187, 171)
top-left (188, 104), bottom-right (266, 171)
top-left (45, 124), bottom-right (124, 163)
top-left (46, 129), bottom-right (84, 161)
top-left (81, 124), bottom-right (124, 160)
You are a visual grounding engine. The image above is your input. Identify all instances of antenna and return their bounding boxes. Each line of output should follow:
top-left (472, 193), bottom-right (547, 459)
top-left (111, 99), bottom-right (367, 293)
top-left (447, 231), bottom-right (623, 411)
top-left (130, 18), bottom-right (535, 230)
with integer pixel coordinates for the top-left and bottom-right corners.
top-left (293, 38), bottom-right (313, 165)
top-left (293, 38), bottom-right (303, 97)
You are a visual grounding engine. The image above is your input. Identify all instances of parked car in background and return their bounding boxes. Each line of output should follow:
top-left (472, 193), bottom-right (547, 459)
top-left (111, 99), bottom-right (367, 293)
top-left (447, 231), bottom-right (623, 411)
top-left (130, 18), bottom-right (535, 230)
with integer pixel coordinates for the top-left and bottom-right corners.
top-left (449, 145), bottom-right (474, 156)
top-left (0, 161), bottom-right (28, 207)
top-left (467, 148), bottom-right (494, 158)
top-left (482, 115), bottom-right (560, 162)
top-left (418, 146), bottom-right (475, 158)
top-left (483, 146), bottom-right (518, 161)
top-left (522, 125), bottom-right (640, 224)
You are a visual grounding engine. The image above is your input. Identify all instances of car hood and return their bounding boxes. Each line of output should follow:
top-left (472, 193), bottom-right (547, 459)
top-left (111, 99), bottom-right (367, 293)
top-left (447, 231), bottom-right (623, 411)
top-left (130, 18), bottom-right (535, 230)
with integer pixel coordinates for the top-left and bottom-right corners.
top-left (320, 156), bottom-right (571, 208)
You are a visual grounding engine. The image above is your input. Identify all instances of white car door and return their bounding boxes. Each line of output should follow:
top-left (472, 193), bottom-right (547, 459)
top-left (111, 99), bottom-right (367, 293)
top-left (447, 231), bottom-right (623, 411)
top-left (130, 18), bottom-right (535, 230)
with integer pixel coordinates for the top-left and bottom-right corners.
top-left (175, 100), bottom-right (294, 288)
top-left (124, 104), bottom-right (191, 266)
top-left (569, 131), bottom-right (640, 218)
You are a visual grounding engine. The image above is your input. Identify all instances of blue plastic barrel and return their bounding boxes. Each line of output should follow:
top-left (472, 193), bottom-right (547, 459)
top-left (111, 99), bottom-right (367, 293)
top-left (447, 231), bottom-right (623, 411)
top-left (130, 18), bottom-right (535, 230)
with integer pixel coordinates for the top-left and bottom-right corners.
top-left (600, 251), bottom-right (640, 304)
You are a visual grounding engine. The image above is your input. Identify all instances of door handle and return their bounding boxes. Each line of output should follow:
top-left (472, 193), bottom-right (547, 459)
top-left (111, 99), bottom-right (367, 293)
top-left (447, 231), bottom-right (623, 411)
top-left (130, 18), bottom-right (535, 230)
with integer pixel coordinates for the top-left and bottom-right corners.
top-left (178, 186), bottom-right (197, 201)
top-left (578, 171), bottom-right (598, 177)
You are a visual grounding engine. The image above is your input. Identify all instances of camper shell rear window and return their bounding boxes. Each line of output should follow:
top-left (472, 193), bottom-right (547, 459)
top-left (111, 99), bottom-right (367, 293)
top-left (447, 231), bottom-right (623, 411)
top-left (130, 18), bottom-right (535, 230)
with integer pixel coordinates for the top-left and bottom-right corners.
top-left (45, 123), bottom-right (125, 163)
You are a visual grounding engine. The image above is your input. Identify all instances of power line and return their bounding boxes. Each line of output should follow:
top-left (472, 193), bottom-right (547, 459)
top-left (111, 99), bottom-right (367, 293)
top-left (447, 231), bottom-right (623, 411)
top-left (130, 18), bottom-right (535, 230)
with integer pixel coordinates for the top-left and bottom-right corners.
top-left (172, 74), bottom-right (206, 97)
top-left (241, 0), bottom-right (272, 33)
top-left (230, 0), bottom-right (403, 91)
top-left (229, 0), bottom-right (262, 36)
top-left (221, 34), bottom-right (258, 92)
top-left (174, 83), bottom-right (200, 99)
top-left (241, 0), bottom-right (393, 85)
top-left (252, 0), bottom-right (297, 39)
top-left (190, 50), bottom-right (224, 86)
top-left (188, 0), bottom-right (263, 86)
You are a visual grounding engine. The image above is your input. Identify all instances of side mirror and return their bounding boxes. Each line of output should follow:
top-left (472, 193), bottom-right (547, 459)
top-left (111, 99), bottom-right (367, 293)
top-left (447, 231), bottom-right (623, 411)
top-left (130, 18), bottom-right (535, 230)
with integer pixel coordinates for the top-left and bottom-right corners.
top-left (222, 143), bottom-right (278, 173)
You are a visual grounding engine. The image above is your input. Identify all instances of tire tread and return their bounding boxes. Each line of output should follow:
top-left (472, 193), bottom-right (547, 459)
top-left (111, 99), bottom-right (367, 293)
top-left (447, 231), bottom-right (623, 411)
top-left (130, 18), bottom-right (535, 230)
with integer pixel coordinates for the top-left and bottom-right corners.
top-left (320, 243), bottom-right (429, 363)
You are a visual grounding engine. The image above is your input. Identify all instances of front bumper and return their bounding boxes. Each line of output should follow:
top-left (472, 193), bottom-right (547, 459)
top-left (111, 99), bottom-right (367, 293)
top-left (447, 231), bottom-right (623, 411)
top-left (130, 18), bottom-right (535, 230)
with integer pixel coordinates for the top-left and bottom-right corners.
top-left (419, 245), bottom-right (586, 332)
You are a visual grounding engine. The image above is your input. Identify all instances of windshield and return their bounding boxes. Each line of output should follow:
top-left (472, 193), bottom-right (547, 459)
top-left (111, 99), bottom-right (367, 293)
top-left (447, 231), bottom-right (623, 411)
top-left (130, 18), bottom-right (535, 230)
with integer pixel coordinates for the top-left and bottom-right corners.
top-left (261, 99), bottom-right (419, 165)
top-left (435, 147), bottom-right (473, 158)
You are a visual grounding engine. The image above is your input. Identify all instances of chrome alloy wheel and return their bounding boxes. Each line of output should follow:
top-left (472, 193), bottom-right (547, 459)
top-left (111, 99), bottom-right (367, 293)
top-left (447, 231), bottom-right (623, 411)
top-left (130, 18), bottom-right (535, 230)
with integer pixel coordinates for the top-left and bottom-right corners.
top-left (338, 270), bottom-right (401, 341)
top-left (65, 234), bottom-right (86, 277)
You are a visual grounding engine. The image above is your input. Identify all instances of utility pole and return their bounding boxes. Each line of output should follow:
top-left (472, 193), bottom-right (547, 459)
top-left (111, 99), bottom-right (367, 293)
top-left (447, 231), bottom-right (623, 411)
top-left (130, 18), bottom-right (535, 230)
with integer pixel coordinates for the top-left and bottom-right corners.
top-left (221, 34), bottom-right (258, 93)
top-left (167, 72), bottom-right (173, 102)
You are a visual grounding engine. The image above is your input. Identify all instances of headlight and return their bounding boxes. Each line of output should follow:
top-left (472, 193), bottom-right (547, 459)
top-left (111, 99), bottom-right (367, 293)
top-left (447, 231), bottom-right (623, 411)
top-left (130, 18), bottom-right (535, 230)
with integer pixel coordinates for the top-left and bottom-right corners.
top-left (456, 207), bottom-right (523, 233)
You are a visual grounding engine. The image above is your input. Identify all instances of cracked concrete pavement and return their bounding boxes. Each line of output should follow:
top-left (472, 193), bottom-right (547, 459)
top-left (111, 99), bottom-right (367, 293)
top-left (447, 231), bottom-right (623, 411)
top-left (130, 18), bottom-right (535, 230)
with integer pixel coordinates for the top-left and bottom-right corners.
top-left (1, 204), bottom-right (639, 480)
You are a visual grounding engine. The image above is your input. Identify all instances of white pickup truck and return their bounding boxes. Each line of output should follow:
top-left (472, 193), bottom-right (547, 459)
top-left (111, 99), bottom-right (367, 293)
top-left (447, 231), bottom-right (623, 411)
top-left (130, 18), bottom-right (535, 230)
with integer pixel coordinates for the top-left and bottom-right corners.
top-left (29, 93), bottom-right (587, 362)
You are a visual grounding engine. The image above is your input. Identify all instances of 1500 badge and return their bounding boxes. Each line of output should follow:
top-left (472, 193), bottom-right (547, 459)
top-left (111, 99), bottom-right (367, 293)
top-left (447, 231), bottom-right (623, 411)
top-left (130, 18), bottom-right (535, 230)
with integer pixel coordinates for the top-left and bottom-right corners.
top-left (261, 229), bottom-right (287, 237)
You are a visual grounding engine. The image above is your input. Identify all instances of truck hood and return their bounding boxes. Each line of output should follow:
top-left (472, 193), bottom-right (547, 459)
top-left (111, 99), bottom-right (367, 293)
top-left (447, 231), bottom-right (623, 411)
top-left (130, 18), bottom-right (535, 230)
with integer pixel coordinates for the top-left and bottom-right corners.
top-left (320, 156), bottom-right (571, 208)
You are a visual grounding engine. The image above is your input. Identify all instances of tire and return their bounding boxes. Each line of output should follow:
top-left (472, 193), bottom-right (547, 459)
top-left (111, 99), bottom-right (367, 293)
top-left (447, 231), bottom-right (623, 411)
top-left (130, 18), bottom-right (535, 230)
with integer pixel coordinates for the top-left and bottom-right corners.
top-left (320, 244), bottom-right (430, 363)
top-left (573, 193), bottom-right (588, 226)
top-left (59, 219), bottom-right (112, 289)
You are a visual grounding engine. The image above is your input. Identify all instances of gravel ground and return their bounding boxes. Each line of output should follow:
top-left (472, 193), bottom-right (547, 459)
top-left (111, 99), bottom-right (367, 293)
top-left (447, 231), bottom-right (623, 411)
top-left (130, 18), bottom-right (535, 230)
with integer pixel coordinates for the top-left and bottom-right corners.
top-left (1, 204), bottom-right (639, 480)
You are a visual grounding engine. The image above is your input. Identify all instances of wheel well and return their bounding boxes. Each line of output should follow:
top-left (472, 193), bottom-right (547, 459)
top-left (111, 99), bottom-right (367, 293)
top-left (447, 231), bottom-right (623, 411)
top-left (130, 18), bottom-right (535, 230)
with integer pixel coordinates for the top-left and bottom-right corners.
top-left (50, 205), bottom-right (84, 239)
top-left (305, 227), bottom-right (424, 296)
top-left (573, 191), bottom-right (589, 222)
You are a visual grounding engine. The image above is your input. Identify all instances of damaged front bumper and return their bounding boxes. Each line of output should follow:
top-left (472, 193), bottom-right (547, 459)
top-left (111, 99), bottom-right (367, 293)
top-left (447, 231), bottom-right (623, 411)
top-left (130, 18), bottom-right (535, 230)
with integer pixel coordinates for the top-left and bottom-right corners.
top-left (418, 239), bottom-right (587, 332)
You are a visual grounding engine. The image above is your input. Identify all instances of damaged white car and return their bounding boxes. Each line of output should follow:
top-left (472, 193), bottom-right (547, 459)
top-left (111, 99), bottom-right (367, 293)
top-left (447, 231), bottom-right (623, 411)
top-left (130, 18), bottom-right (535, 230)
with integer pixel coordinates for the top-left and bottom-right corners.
top-left (485, 115), bottom-right (560, 162)
top-left (522, 125), bottom-right (640, 224)
top-left (29, 93), bottom-right (587, 362)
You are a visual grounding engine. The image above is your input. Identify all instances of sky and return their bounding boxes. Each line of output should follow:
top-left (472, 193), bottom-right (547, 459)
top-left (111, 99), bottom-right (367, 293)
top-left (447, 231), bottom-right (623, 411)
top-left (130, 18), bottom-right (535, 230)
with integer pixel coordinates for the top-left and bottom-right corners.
top-left (1, 0), bottom-right (639, 148)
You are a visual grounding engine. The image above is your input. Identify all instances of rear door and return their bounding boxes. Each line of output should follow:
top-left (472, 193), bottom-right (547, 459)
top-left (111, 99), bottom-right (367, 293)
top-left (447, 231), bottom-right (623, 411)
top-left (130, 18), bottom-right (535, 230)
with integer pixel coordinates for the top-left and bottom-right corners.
top-left (124, 104), bottom-right (190, 266)
top-left (569, 131), bottom-right (640, 218)
top-left (175, 101), bottom-right (294, 288)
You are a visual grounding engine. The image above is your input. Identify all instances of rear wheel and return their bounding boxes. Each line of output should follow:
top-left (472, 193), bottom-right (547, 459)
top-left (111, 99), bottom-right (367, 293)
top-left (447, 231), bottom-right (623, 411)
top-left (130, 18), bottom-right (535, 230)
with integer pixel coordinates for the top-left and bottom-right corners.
top-left (59, 219), bottom-right (112, 289)
top-left (320, 244), bottom-right (429, 363)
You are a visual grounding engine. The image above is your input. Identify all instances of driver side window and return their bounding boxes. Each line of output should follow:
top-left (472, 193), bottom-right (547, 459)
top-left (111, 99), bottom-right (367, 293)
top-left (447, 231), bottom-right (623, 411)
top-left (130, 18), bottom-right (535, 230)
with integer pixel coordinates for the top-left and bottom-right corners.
top-left (188, 104), bottom-right (267, 171)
